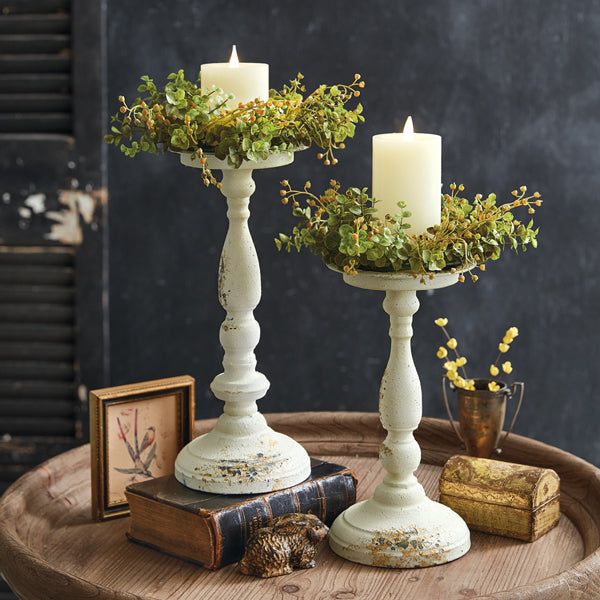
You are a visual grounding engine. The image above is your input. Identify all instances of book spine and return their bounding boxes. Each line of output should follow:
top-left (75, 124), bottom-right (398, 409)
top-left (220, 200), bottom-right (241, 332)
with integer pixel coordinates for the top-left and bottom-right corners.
top-left (210, 470), bottom-right (356, 568)
top-left (211, 497), bottom-right (272, 568)
top-left (317, 470), bottom-right (357, 525)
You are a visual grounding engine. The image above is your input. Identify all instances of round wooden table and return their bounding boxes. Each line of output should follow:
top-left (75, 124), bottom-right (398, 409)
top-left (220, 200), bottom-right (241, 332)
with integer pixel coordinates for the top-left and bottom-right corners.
top-left (1, 412), bottom-right (599, 599)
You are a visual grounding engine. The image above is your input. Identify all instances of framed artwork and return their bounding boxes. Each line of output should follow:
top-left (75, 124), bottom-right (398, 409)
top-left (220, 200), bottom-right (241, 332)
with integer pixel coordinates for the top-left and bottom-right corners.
top-left (90, 375), bottom-right (195, 520)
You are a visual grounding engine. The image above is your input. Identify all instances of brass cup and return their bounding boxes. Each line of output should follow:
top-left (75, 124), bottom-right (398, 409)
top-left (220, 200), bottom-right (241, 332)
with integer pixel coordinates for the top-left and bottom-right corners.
top-left (442, 378), bottom-right (525, 458)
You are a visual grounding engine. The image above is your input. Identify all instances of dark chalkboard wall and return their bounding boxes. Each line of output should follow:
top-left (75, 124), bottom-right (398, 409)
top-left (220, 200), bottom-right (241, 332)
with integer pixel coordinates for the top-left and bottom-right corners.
top-left (106, 0), bottom-right (600, 464)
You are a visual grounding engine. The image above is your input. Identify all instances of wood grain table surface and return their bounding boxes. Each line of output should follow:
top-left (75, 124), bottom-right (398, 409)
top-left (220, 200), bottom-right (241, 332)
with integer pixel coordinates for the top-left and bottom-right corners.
top-left (0, 412), bottom-right (599, 599)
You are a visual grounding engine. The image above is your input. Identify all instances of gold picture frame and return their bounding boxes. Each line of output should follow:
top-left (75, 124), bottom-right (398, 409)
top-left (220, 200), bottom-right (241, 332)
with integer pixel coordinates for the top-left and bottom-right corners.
top-left (90, 375), bottom-right (195, 521)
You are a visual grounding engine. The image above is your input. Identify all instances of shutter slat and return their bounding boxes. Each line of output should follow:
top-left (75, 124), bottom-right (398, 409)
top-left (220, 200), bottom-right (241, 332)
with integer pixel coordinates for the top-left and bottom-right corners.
top-left (0, 323), bottom-right (74, 342)
top-left (0, 417), bottom-right (74, 435)
top-left (0, 72), bottom-right (69, 92)
top-left (0, 246), bottom-right (73, 265)
top-left (0, 360), bottom-right (74, 380)
top-left (0, 111), bottom-right (70, 132)
top-left (0, 398), bottom-right (73, 417)
top-left (0, 380), bottom-right (75, 398)
top-left (0, 33), bottom-right (69, 53)
top-left (0, 1), bottom-right (70, 14)
top-left (0, 265), bottom-right (74, 284)
top-left (0, 14), bottom-right (70, 34)
top-left (0, 53), bottom-right (70, 73)
top-left (0, 341), bottom-right (73, 360)
top-left (0, 303), bottom-right (74, 323)
top-left (0, 92), bottom-right (71, 111)
top-left (0, 284), bottom-right (74, 303)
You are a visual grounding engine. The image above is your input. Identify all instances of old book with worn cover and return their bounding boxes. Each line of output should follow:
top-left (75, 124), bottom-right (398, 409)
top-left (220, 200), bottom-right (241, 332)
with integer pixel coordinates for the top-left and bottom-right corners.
top-left (439, 454), bottom-right (560, 542)
top-left (125, 458), bottom-right (357, 569)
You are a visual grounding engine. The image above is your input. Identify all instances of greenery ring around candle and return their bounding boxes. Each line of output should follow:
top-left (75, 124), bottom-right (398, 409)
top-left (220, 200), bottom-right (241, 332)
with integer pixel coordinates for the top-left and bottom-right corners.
top-left (275, 180), bottom-right (542, 282)
top-left (105, 70), bottom-right (365, 188)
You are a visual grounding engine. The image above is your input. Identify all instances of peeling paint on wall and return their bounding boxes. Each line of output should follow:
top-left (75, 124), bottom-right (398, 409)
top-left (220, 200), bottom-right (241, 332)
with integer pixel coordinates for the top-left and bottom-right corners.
top-left (2, 188), bottom-right (103, 245)
top-left (24, 193), bottom-right (46, 214)
top-left (45, 190), bottom-right (98, 245)
top-left (17, 206), bottom-right (31, 219)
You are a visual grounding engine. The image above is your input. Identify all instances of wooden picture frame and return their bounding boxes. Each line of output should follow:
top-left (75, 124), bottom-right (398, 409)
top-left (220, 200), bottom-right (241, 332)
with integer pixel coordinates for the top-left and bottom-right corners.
top-left (90, 375), bottom-right (195, 521)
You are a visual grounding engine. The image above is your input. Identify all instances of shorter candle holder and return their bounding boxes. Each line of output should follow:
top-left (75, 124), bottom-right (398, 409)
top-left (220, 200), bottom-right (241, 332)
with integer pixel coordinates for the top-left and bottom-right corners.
top-left (175, 152), bottom-right (311, 494)
top-left (328, 269), bottom-right (470, 568)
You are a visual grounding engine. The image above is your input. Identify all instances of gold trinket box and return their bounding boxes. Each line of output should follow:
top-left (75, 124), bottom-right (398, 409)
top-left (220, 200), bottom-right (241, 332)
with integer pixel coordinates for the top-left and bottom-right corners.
top-left (439, 455), bottom-right (560, 542)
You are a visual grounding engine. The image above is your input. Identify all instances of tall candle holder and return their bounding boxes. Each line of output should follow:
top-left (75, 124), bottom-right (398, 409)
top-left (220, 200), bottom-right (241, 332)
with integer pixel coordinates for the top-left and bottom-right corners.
top-left (174, 151), bottom-right (311, 494)
top-left (328, 269), bottom-right (470, 568)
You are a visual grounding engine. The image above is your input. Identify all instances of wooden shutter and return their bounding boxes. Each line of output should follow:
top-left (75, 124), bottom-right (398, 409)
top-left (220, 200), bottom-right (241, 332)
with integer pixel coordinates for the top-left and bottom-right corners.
top-left (0, 0), bottom-right (72, 134)
top-left (0, 2), bottom-right (106, 597)
top-left (0, 245), bottom-right (80, 494)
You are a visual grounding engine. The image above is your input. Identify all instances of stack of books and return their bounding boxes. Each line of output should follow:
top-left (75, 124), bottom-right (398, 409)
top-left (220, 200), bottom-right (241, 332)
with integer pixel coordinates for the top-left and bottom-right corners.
top-left (126, 458), bottom-right (357, 569)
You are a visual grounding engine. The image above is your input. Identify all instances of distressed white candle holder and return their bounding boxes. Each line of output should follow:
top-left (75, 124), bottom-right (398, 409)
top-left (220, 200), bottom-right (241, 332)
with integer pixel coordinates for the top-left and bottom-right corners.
top-left (328, 269), bottom-right (470, 568)
top-left (174, 152), bottom-right (311, 494)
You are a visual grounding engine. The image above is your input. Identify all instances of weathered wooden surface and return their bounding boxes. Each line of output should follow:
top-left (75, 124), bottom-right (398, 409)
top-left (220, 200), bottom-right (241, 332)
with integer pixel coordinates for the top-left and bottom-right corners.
top-left (0, 412), bottom-right (599, 599)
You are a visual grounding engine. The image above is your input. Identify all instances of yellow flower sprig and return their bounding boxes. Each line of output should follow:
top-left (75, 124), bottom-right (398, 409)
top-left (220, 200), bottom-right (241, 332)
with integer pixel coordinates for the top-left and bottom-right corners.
top-left (487, 327), bottom-right (519, 390)
top-left (435, 318), bottom-right (519, 392)
top-left (434, 317), bottom-right (475, 391)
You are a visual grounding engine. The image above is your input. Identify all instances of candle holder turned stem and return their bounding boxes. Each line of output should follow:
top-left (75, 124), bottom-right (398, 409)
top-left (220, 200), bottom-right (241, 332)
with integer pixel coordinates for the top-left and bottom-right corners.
top-left (328, 270), bottom-right (470, 568)
top-left (175, 152), bottom-right (311, 494)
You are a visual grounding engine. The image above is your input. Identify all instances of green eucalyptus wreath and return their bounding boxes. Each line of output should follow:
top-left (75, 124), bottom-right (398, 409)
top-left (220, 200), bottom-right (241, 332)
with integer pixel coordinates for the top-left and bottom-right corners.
top-left (105, 70), bottom-right (365, 188)
top-left (275, 181), bottom-right (543, 281)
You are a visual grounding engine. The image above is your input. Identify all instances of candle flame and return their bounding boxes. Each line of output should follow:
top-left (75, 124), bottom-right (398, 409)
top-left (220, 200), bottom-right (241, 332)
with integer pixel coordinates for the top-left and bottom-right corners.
top-left (229, 44), bottom-right (239, 67)
top-left (403, 116), bottom-right (414, 136)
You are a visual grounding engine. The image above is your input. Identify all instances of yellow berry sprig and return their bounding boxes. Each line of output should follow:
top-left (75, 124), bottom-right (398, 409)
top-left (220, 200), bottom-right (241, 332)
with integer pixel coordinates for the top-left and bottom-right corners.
top-left (435, 318), bottom-right (519, 392)
top-left (434, 317), bottom-right (475, 391)
top-left (487, 327), bottom-right (519, 391)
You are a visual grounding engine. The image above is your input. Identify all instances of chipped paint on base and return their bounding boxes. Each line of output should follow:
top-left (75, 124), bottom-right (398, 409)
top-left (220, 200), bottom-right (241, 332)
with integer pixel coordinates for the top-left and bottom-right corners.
top-left (191, 452), bottom-right (287, 486)
top-left (175, 429), bottom-right (311, 494)
top-left (329, 498), bottom-right (471, 569)
top-left (365, 528), bottom-right (447, 568)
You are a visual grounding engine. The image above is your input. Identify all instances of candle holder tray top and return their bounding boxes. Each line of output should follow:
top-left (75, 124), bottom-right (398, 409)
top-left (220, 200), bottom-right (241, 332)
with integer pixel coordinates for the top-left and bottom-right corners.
top-left (174, 150), bottom-right (312, 494)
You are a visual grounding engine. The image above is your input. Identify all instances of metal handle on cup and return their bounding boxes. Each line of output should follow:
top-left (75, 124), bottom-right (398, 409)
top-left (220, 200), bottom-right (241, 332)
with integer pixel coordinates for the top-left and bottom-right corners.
top-left (441, 376), bottom-right (465, 447)
top-left (495, 381), bottom-right (525, 453)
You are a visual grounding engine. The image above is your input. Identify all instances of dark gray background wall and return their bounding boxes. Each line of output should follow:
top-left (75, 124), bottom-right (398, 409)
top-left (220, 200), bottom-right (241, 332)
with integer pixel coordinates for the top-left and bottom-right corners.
top-left (106, 0), bottom-right (600, 464)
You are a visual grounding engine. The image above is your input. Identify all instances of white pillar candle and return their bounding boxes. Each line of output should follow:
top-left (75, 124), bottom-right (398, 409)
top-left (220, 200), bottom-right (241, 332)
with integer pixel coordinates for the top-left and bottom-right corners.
top-left (372, 116), bottom-right (441, 236)
top-left (200, 45), bottom-right (269, 110)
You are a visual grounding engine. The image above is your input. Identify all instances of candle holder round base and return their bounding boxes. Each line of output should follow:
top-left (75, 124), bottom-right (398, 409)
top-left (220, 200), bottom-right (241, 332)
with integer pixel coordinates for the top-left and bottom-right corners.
top-left (175, 418), bottom-right (310, 494)
top-left (174, 151), bottom-right (311, 494)
top-left (328, 269), bottom-right (470, 568)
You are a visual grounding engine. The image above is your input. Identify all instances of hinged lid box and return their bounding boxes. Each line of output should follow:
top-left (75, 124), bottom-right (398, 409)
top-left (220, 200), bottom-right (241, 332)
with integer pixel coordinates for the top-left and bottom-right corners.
top-left (439, 454), bottom-right (560, 542)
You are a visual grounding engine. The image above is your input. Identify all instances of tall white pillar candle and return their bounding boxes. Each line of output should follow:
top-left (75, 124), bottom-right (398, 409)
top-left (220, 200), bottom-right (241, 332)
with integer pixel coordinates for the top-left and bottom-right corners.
top-left (372, 116), bottom-right (441, 236)
top-left (200, 45), bottom-right (269, 110)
